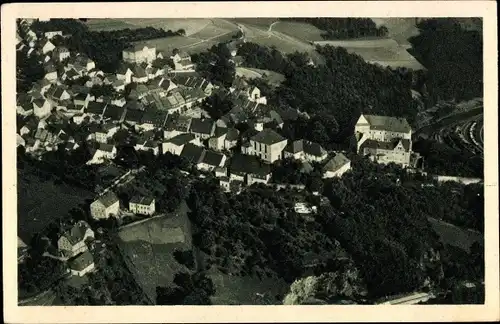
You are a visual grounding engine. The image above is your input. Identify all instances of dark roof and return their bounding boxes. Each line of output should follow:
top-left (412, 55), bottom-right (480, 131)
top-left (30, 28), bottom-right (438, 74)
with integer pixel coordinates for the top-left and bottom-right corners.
top-left (230, 154), bottom-right (271, 177)
top-left (130, 196), bottom-right (155, 205)
top-left (98, 143), bottom-right (115, 153)
top-left (63, 221), bottom-right (92, 245)
top-left (68, 250), bottom-right (94, 271)
top-left (124, 43), bottom-right (154, 52)
top-left (167, 133), bottom-right (196, 146)
top-left (200, 150), bottom-right (225, 167)
top-left (96, 191), bottom-right (119, 207)
top-left (117, 63), bottom-right (132, 75)
top-left (103, 104), bottom-right (125, 121)
top-left (225, 128), bottom-right (240, 141)
top-left (361, 138), bottom-right (411, 152)
top-left (86, 101), bottom-right (107, 115)
top-left (361, 114), bottom-right (412, 133)
top-left (32, 98), bottom-right (47, 108)
top-left (74, 93), bottom-right (88, 101)
top-left (180, 143), bottom-right (205, 163)
top-left (124, 100), bottom-right (145, 111)
top-left (213, 126), bottom-right (228, 138)
top-left (323, 153), bottom-right (350, 173)
top-left (285, 139), bottom-right (326, 157)
top-left (250, 128), bottom-right (286, 145)
top-left (190, 118), bottom-right (214, 135)
top-left (132, 65), bottom-right (147, 78)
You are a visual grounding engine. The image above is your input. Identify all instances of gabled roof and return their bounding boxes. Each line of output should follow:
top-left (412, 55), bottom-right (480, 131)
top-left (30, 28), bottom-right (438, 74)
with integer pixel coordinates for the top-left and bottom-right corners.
top-left (98, 143), bottom-right (115, 153)
top-left (68, 250), bottom-right (94, 271)
top-left (230, 153), bottom-right (271, 177)
top-left (200, 150), bottom-right (225, 167)
top-left (86, 101), bottom-right (107, 115)
top-left (250, 128), bottom-right (286, 145)
top-left (225, 128), bottom-right (240, 141)
top-left (95, 191), bottom-right (119, 208)
top-left (189, 118), bottom-right (214, 135)
top-left (361, 138), bottom-right (411, 152)
top-left (180, 143), bottom-right (205, 163)
top-left (102, 104), bottom-right (125, 121)
top-left (167, 133), bottom-right (196, 146)
top-left (132, 65), bottom-right (147, 78)
top-left (116, 63), bottom-right (133, 75)
top-left (285, 139), bottom-right (326, 157)
top-left (62, 221), bottom-right (93, 245)
top-left (360, 114), bottom-right (412, 133)
top-left (130, 196), bottom-right (155, 205)
top-left (32, 98), bottom-right (47, 108)
top-left (124, 109), bottom-right (145, 123)
top-left (323, 153), bottom-right (350, 173)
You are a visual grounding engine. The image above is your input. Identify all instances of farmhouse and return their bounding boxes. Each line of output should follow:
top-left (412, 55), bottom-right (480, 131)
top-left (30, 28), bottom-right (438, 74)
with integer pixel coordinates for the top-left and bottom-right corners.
top-left (359, 138), bottom-right (413, 168)
top-left (322, 153), bottom-right (351, 179)
top-left (57, 221), bottom-right (95, 258)
top-left (68, 250), bottom-right (95, 277)
top-left (129, 196), bottom-right (156, 216)
top-left (90, 191), bottom-right (120, 220)
top-left (243, 128), bottom-right (288, 163)
top-left (283, 139), bottom-right (328, 162)
top-left (123, 44), bottom-right (157, 64)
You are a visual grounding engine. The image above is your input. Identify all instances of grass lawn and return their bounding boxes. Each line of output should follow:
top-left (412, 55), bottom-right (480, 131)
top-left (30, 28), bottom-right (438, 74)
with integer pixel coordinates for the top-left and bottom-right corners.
top-left (272, 21), bottom-right (325, 42)
top-left (17, 168), bottom-right (93, 243)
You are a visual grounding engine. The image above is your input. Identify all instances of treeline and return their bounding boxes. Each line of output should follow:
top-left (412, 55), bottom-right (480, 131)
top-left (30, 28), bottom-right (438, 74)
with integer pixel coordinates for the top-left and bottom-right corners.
top-left (30, 19), bottom-right (182, 72)
top-left (280, 18), bottom-right (388, 39)
top-left (409, 19), bottom-right (483, 103)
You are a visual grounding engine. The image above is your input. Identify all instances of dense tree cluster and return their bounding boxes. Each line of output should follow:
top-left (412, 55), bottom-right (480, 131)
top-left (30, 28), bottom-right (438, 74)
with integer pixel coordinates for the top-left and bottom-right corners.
top-left (409, 19), bottom-right (483, 103)
top-left (280, 18), bottom-right (388, 39)
top-left (191, 43), bottom-right (236, 87)
top-left (16, 50), bottom-right (44, 92)
top-left (413, 139), bottom-right (484, 178)
top-left (156, 272), bottom-right (216, 305)
top-left (201, 92), bottom-right (234, 120)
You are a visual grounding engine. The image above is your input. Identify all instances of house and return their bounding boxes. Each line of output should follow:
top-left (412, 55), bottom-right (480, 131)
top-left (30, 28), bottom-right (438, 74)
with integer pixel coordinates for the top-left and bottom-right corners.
top-left (95, 122), bottom-right (119, 143)
top-left (87, 143), bottom-right (117, 165)
top-left (46, 85), bottom-right (71, 102)
top-left (90, 191), bottom-right (120, 220)
top-left (197, 150), bottom-right (227, 172)
top-left (73, 93), bottom-right (92, 108)
top-left (102, 104), bottom-right (126, 122)
top-left (132, 65), bottom-right (149, 83)
top-left (322, 153), bottom-right (351, 178)
top-left (17, 102), bottom-right (34, 116)
top-left (283, 139), bottom-right (328, 162)
top-left (86, 101), bottom-right (108, 120)
top-left (52, 46), bottom-right (71, 62)
top-left (62, 68), bottom-right (81, 81)
top-left (189, 118), bottom-right (216, 139)
top-left (355, 114), bottom-right (414, 167)
top-left (359, 138), bottom-right (413, 168)
top-left (129, 196), bottom-right (156, 216)
top-left (32, 99), bottom-right (52, 118)
top-left (41, 39), bottom-right (56, 54)
top-left (208, 127), bottom-right (239, 151)
top-left (26, 30), bottom-right (37, 47)
top-left (67, 55), bottom-right (96, 73)
top-left (65, 141), bottom-right (80, 151)
top-left (123, 44), bottom-right (157, 64)
top-left (224, 128), bottom-right (240, 150)
top-left (111, 97), bottom-right (127, 108)
top-left (162, 133), bottom-right (201, 155)
top-left (44, 30), bottom-right (63, 39)
top-left (17, 134), bottom-right (26, 147)
top-left (113, 79), bottom-right (126, 92)
top-left (116, 64), bottom-right (134, 85)
top-left (67, 250), bottom-right (95, 277)
top-left (18, 237), bottom-right (29, 263)
top-left (43, 64), bottom-right (58, 82)
top-left (164, 115), bottom-right (192, 139)
top-left (242, 128), bottom-right (288, 163)
top-left (57, 221), bottom-right (94, 258)
top-left (171, 51), bottom-right (195, 71)
top-left (135, 139), bottom-right (160, 155)
top-left (180, 143), bottom-right (206, 164)
top-left (229, 153), bottom-right (272, 185)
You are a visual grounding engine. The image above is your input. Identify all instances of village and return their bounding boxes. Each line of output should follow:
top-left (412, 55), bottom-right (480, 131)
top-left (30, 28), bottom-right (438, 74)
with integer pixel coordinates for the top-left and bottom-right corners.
top-left (14, 16), bottom-right (486, 308)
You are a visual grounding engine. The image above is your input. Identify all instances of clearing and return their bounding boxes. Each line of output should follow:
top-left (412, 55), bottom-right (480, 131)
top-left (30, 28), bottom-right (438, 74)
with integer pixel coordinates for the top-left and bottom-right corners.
top-left (86, 18), bottom-right (212, 36)
top-left (131, 19), bottom-right (239, 55)
top-left (428, 217), bottom-right (483, 253)
top-left (17, 168), bottom-right (93, 243)
top-left (235, 67), bottom-right (285, 87)
top-left (117, 201), bottom-right (193, 302)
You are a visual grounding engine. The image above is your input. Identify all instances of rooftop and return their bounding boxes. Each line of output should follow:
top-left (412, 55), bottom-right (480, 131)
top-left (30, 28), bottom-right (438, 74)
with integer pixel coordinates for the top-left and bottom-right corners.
top-left (130, 196), bottom-right (155, 206)
top-left (360, 114), bottom-right (412, 133)
top-left (250, 128), bottom-right (286, 145)
top-left (323, 153), bottom-right (351, 173)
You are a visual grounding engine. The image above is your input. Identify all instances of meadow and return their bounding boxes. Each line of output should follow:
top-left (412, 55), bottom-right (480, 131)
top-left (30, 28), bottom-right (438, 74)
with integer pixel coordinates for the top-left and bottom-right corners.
top-left (86, 18), bottom-right (212, 36)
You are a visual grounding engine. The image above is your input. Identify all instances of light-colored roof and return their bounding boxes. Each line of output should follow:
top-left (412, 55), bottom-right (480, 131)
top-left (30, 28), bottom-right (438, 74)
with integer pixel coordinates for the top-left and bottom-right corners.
top-left (323, 153), bottom-right (350, 173)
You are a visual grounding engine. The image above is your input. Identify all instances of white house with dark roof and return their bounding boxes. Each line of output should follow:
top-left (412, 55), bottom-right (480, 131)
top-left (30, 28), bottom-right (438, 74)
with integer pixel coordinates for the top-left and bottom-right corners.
top-left (135, 139), bottom-right (160, 156)
top-left (57, 221), bottom-right (94, 258)
top-left (116, 64), bottom-right (134, 85)
top-left (87, 143), bottom-right (117, 165)
top-left (243, 128), bottom-right (288, 163)
top-left (68, 250), bottom-right (95, 277)
top-left (171, 51), bottom-right (195, 71)
top-left (52, 46), bottom-right (70, 62)
top-left (44, 30), bottom-right (63, 39)
top-left (123, 44), bottom-right (157, 64)
top-left (197, 150), bottom-right (227, 172)
top-left (129, 196), bottom-right (156, 216)
top-left (90, 191), bottom-right (120, 220)
top-left (355, 114), bottom-right (415, 167)
top-left (189, 118), bottom-right (216, 140)
top-left (180, 143), bottom-right (206, 164)
top-left (32, 99), bottom-right (52, 118)
top-left (322, 153), bottom-right (351, 179)
top-left (162, 133), bottom-right (201, 155)
top-left (283, 139), bottom-right (328, 162)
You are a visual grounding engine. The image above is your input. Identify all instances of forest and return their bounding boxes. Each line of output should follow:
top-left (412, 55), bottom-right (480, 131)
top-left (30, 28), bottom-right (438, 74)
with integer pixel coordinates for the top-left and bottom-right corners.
top-left (191, 43), bottom-right (236, 88)
top-left (409, 19), bottom-right (483, 103)
top-left (280, 18), bottom-right (388, 39)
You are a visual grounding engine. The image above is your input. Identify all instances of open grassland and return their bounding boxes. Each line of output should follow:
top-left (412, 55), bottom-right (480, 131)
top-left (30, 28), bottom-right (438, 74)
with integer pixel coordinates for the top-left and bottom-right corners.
top-left (371, 18), bottom-right (420, 47)
top-left (17, 169), bottom-right (93, 243)
top-left (131, 19), bottom-right (238, 55)
top-left (236, 67), bottom-right (285, 86)
top-left (87, 18), bottom-right (211, 36)
top-left (230, 18), bottom-right (278, 28)
top-left (207, 267), bottom-right (289, 305)
top-left (315, 38), bottom-right (425, 70)
top-left (271, 21), bottom-right (325, 42)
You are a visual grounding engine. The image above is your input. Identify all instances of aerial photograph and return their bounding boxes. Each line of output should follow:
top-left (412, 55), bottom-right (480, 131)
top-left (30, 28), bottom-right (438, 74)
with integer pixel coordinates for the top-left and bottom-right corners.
top-left (16, 17), bottom-right (484, 306)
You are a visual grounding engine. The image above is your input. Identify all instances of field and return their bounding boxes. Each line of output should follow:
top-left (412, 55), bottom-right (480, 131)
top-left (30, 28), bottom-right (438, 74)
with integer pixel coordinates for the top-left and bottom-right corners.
top-left (117, 201), bottom-right (193, 302)
top-left (235, 67), bottom-right (285, 87)
top-left (230, 18), bottom-right (278, 28)
top-left (86, 18), bottom-right (212, 36)
top-left (130, 19), bottom-right (239, 55)
top-left (314, 38), bottom-right (425, 70)
top-left (17, 168), bottom-right (93, 243)
top-left (371, 18), bottom-right (420, 47)
top-left (207, 267), bottom-right (290, 305)
top-left (271, 21), bottom-right (325, 42)
top-left (429, 217), bottom-right (483, 253)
